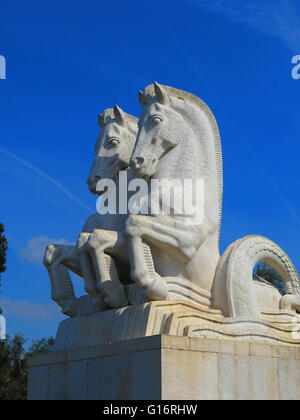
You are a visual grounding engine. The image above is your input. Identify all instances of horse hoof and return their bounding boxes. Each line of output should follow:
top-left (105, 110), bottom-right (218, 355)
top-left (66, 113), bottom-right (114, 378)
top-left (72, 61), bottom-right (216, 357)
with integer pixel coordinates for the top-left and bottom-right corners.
top-left (145, 277), bottom-right (168, 300)
top-left (44, 244), bottom-right (61, 266)
top-left (103, 287), bottom-right (129, 309)
top-left (61, 298), bottom-right (78, 317)
top-left (92, 295), bottom-right (108, 311)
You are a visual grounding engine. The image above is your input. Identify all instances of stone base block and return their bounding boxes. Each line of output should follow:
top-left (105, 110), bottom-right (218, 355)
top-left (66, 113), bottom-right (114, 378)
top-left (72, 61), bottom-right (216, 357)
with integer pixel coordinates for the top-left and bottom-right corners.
top-left (28, 335), bottom-right (300, 400)
top-left (52, 301), bottom-right (300, 352)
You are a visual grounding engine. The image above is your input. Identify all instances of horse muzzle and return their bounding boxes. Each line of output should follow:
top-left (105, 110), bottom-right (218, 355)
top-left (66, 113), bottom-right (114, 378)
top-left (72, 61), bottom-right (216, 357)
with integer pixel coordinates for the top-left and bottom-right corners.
top-left (87, 175), bottom-right (101, 194)
top-left (130, 156), bottom-right (157, 178)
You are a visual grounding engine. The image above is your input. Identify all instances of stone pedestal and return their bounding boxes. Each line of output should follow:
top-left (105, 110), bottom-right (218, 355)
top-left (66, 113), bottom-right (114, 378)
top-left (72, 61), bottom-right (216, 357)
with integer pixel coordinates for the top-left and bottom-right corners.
top-left (28, 301), bottom-right (300, 400)
top-left (28, 334), bottom-right (300, 400)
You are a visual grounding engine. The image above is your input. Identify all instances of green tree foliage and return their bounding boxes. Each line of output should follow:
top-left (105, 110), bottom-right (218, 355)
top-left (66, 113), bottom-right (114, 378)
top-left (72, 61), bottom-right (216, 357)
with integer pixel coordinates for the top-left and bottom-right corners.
top-left (0, 334), bottom-right (27, 400)
top-left (0, 223), bottom-right (7, 275)
top-left (27, 337), bottom-right (54, 357)
top-left (0, 223), bottom-right (8, 315)
top-left (254, 262), bottom-right (285, 294)
top-left (0, 222), bottom-right (53, 399)
top-left (0, 335), bottom-right (54, 400)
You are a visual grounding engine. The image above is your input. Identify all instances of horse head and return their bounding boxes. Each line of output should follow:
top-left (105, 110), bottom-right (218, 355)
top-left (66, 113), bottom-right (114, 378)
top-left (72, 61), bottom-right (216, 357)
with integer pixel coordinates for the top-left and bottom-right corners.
top-left (130, 82), bottom-right (187, 178)
top-left (87, 106), bottom-right (138, 194)
top-left (131, 81), bottom-right (223, 246)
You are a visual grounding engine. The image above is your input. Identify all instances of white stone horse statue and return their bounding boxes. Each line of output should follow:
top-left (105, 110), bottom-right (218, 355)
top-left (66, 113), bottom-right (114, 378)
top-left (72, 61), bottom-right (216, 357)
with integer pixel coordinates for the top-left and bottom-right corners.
top-left (126, 82), bottom-right (300, 317)
top-left (44, 106), bottom-right (139, 316)
top-left (126, 82), bottom-right (223, 305)
top-left (45, 82), bottom-right (300, 322)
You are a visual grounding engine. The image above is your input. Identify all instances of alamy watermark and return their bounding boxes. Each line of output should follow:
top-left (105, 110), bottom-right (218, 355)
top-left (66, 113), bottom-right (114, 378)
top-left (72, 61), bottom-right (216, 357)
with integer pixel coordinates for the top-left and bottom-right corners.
top-left (0, 314), bottom-right (6, 340)
top-left (0, 55), bottom-right (6, 79)
top-left (291, 55), bottom-right (300, 80)
top-left (96, 171), bottom-right (205, 226)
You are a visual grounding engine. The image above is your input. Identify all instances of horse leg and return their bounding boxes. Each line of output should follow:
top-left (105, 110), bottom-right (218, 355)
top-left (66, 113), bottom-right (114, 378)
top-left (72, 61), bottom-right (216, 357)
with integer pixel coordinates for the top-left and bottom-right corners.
top-left (125, 214), bottom-right (211, 300)
top-left (86, 229), bottom-right (129, 308)
top-left (125, 214), bottom-right (206, 261)
top-left (43, 244), bottom-right (78, 317)
top-left (76, 233), bottom-right (107, 310)
top-left (126, 234), bottom-right (168, 300)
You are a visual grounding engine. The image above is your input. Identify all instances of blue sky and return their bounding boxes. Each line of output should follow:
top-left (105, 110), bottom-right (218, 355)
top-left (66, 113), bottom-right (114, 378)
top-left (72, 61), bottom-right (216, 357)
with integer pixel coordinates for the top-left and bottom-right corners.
top-left (0, 0), bottom-right (299, 341)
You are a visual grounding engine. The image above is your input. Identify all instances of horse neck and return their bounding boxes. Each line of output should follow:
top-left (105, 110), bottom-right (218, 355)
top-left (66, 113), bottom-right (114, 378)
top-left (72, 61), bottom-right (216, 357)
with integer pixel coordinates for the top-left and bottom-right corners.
top-left (153, 116), bottom-right (220, 235)
top-left (155, 127), bottom-right (216, 183)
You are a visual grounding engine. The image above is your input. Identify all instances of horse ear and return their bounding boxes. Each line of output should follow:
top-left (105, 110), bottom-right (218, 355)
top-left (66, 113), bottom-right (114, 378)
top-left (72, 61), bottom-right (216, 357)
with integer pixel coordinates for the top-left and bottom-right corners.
top-left (138, 90), bottom-right (146, 107)
top-left (154, 81), bottom-right (167, 104)
top-left (98, 113), bottom-right (105, 127)
top-left (114, 105), bottom-right (127, 126)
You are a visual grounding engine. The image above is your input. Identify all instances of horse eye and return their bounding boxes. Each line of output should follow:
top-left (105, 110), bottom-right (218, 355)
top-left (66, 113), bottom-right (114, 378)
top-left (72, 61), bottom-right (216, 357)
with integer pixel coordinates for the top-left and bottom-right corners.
top-left (151, 115), bottom-right (163, 125)
top-left (108, 138), bottom-right (120, 147)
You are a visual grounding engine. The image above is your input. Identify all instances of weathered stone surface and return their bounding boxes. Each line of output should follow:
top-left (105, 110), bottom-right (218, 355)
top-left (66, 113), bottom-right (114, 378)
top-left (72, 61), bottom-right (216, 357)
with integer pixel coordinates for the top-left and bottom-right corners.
top-left (28, 335), bottom-right (300, 400)
top-left (212, 235), bottom-right (300, 318)
top-left (52, 301), bottom-right (204, 352)
top-left (52, 301), bottom-right (300, 352)
top-left (43, 82), bottom-right (300, 329)
top-left (32, 82), bottom-right (300, 401)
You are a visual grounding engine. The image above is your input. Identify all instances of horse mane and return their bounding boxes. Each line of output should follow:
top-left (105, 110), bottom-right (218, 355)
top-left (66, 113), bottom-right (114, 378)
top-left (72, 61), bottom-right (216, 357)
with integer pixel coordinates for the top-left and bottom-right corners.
top-left (143, 84), bottom-right (223, 245)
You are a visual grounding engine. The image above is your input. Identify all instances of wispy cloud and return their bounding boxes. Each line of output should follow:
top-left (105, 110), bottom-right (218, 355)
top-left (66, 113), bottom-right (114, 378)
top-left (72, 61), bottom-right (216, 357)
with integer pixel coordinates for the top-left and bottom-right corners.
top-left (20, 235), bottom-right (74, 265)
top-left (0, 297), bottom-right (63, 321)
top-left (185, 0), bottom-right (300, 51)
top-left (0, 147), bottom-right (93, 213)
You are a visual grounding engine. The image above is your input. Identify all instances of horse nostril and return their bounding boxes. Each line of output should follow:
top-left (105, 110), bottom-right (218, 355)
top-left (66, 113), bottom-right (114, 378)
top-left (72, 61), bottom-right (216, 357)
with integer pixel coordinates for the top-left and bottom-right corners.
top-left (131, 157), bottom-right (145, 169)
top-left (136, 157), bottom-right (144, 165)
